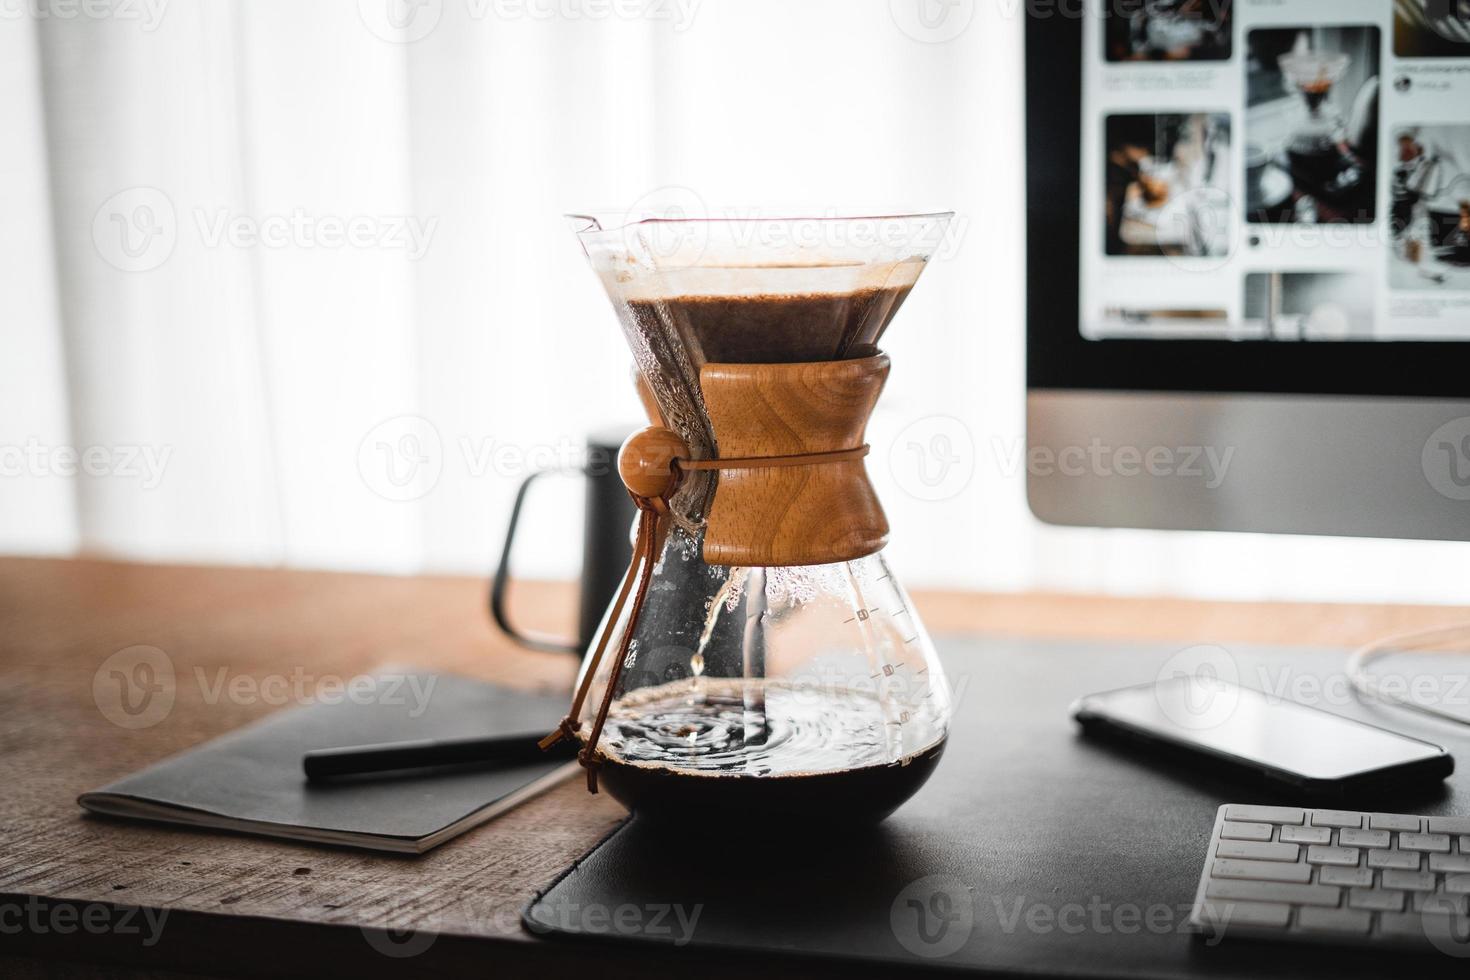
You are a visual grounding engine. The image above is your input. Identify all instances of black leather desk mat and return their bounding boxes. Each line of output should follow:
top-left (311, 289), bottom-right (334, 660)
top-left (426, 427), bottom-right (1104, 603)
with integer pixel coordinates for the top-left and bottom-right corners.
top-left (525, 635), bottom-right (1470, 976)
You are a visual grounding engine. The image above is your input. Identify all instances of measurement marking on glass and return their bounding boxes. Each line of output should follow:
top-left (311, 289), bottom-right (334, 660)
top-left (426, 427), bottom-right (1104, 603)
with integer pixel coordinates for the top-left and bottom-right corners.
top-left (870, 663), bottom-right (899, 679)
top-left (843, 607), bottom-right (879, 624)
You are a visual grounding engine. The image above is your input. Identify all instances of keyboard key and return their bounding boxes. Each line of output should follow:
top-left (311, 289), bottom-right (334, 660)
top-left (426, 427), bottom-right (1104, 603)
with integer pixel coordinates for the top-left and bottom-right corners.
top-left (1205, 879), bottom-right (1341, 908)
top-left (1400, 833), bottom-right (1452, 853)
top-left (1280, 825), bottom-right (1332, 845)
top-left (1413, 892), bottom-right (1469, 915)
top-left (1224, 804), bottom-right (1305, 825)
top-left (1370, 813), bottom-right (1422, 833)
top-left (1220, 821), bottom-right (1274, 842)
top-left (1217, 839), bottom-right (1299, 862)
top-left (1296, 906), bottom-right (1372, 935)
top-left (1306, 845), bottom-right (1360, 867)
top-left (1367, 849), bottom-right (1421, 871)
top-left (1348, 887), bottom-right (1403, 912)
top-left (1195, 900), bottom-right (1291, 929)
top-left (1378, 912), bottom-right (1430, 940)
top-left (1382, 869), bottom-right (1438, 892)
top-left (1320, 865), bottom-right (1373, 887)
top-left (1212, 858), bottom-right (1313, 884)
top-left (1194, 805), bottom-right (1470, 950)
top-left (1338, 828), bottom-right (1391, 849)
top-left (1312, 809), bottom-right (1364, 829)
top-left (1430, 854), bottom-right (1470, 874)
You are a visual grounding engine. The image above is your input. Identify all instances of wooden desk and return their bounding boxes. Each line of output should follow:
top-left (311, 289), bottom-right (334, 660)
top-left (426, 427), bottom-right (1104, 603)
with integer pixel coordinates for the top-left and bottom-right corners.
top-left (2, 557), bottom-right (1466, 978)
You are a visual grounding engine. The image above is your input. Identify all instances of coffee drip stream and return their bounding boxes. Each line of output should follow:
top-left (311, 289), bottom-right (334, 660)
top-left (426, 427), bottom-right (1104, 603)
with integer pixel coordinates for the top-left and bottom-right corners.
top-left (543, 212), bottom-right (956, 822)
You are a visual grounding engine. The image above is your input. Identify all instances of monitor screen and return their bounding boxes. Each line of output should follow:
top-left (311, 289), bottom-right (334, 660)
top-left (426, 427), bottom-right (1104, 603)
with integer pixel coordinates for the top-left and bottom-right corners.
top-left (1028, 0), bottom-right (1470, 397)
top-left (1082, 0), bottom-right (1470, 343)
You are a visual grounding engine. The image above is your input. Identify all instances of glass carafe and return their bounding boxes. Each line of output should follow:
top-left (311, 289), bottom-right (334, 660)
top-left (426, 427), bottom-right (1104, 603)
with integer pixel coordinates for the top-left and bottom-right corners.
top-left (560, 212), bottom-right (955, 822)
top-left (1278, 49), bottom-right (1363, 202)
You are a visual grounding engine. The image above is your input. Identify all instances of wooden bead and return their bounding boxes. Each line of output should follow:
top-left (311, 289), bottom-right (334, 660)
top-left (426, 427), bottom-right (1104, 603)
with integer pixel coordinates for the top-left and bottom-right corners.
top-left (618, 427), bottom-right (689, 500)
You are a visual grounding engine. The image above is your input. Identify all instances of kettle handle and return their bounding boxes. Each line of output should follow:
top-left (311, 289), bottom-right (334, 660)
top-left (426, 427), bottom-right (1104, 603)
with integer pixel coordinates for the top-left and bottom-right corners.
top-left (489, 465), bottom-right (584, 655)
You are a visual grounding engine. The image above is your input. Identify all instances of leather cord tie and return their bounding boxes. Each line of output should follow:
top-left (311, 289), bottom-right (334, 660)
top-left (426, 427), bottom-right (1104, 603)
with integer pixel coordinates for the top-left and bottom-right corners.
top-left (674, 444), bottom-right (868, 472)
top-left (540, 438), bottom-right (869, 793)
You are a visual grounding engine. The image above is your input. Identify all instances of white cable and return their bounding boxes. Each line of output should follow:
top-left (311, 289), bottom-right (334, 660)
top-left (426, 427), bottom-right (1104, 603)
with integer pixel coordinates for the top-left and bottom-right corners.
top-left (1347, 621), bottom-right (1470, 727)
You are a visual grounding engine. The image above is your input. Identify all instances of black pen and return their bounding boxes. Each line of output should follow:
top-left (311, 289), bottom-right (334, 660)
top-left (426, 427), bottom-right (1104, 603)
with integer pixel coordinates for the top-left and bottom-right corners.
top-left (303, 732), bottom-right (578, 782)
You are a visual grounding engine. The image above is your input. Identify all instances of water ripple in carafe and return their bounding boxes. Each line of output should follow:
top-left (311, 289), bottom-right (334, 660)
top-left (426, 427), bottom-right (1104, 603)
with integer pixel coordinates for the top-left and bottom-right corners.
top-left (600, 678), bottom-right (934, 777)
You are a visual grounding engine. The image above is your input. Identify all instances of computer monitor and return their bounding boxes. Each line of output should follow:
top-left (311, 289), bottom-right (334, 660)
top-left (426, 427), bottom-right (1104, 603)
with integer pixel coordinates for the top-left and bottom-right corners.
top-left (1026, 0), bottom-right (1470, 542)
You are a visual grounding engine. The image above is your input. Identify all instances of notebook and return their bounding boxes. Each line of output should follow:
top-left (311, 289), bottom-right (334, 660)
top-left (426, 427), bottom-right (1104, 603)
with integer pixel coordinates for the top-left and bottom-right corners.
top-left (79, 672), bottom-right (574, 854)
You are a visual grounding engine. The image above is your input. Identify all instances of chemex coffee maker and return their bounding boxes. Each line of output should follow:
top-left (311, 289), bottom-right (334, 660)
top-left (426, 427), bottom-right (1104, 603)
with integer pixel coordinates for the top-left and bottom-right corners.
top-left (539, 212), bottom-right (955, 823)
top-left (1277, 45), bottom-right (1366, 206)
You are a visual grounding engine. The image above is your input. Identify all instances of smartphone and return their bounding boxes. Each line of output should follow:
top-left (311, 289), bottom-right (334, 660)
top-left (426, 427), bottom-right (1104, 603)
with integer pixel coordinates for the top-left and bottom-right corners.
top-left (1072, 676), bottom-right (1454, 794)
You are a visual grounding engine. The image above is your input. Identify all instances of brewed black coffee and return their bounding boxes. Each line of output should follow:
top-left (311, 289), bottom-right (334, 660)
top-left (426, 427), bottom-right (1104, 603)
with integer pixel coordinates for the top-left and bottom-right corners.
top-left (587, 678), bottom-right (948, 822)
top-left (624, 284), bottom-right (914, 365)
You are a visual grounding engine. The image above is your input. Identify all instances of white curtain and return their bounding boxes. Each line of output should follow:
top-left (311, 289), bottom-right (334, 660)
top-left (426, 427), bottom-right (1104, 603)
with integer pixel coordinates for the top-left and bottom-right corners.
top-left (4, 0), bottom-right (1467, 604)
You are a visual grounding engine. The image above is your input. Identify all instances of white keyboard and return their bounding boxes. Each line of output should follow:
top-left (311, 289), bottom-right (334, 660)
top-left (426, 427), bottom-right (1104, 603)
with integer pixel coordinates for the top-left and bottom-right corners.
top-left (1190, 804), bottom-right (1470, 952)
